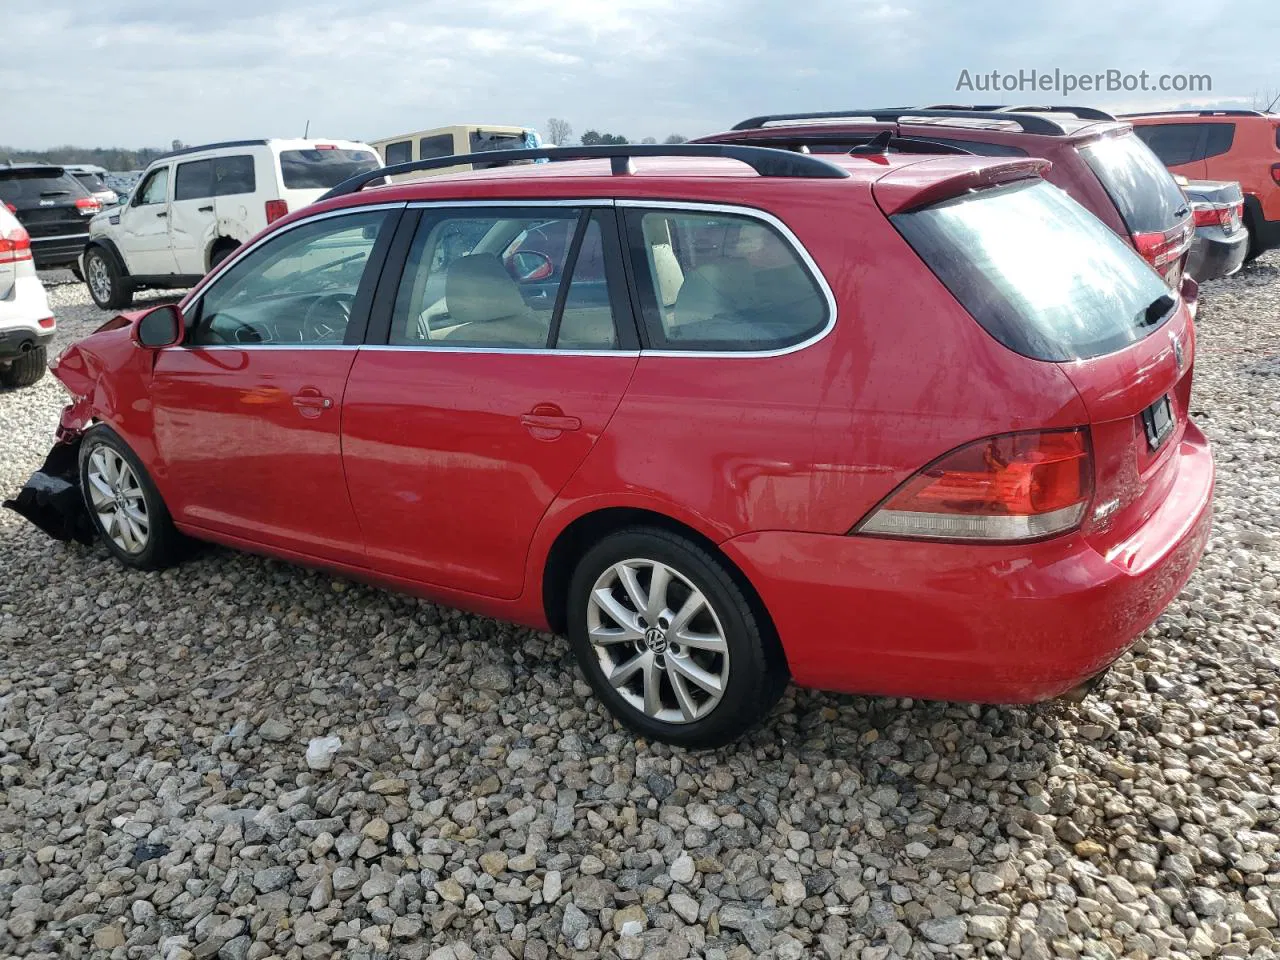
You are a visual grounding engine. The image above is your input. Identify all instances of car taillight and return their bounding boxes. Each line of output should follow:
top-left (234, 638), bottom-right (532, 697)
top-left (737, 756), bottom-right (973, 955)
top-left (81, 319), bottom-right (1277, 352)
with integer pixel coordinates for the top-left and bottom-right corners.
top-left (315, 144), bottom-right (336, 150)
top-left (37, 317), bottom-right (55, 329)
top-left (1133, 230), bottom-right (1189, 268)
top-left (75, 196), bottom-right (101, 214)
top-left (3, 202), bottom-right (15, 213)
top-left (265, 199), bottom-right (289, 224)
top-left (855, 429), bottom-right (1093, 542)
top-left (1192, 203), bottom-right (1235, 228)
top-left (0, 225), bottom-right (33, 264)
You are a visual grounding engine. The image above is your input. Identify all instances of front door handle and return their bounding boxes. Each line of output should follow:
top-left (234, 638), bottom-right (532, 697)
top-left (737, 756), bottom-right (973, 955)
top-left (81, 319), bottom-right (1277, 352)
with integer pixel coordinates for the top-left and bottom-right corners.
top-left (198, 205), bottom-right (214, 213)
top-left (156, 210), bottom-right (168, 218)
top-left (521, 404), bottom-right (581, 438)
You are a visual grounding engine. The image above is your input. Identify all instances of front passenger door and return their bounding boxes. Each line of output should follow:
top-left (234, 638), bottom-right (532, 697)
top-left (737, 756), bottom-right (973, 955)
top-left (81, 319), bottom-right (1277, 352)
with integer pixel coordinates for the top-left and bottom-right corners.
top-left (150, 208), bottom-right (399, 564)
top-left (119, 166), bottom-right (178, 275)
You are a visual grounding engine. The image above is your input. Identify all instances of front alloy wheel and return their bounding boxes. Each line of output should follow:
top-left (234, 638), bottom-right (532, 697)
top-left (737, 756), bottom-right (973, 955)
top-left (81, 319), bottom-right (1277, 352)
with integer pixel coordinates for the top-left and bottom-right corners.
top-left (86, 445), bottom-right (150, 554)
top-left (568, 527), bottom-right (788, 747)
top-left (588, 559), bottom-right (730, 723)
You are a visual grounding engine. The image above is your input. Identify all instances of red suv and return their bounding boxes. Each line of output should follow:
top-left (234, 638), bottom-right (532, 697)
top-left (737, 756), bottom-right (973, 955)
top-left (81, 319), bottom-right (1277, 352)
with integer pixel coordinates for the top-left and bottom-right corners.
top-left (699, 107), bottom-right (1196, 287)
top-left (1121, 109), bottom-right (1280, 260)
top-left (7, 144), bottom-right (1214, 747)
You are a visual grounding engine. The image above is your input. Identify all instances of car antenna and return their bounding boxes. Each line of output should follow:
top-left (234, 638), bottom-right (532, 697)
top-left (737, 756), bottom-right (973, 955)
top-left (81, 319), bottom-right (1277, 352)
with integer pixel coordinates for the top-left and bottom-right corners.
top-left (848, 131), bottom-right (894, 155)
top-left (303, 119), bottom-right (311, 138)
top-left (1266, 91), bottom-right (1280, 113)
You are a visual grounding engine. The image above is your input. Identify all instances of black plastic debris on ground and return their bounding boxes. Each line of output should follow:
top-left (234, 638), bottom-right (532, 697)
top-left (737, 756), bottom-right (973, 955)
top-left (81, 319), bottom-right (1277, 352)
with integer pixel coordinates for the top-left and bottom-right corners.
top-left (131, 843), bottom-right (169, 866)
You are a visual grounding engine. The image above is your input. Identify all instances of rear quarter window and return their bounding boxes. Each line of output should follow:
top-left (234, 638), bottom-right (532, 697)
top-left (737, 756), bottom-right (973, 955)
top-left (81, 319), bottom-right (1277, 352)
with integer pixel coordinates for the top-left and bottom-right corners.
top-left (279, 149), bottom-right (381, 189)
top-left (892, 179), bottom-right (1174, 362)
top-left (1079, 134), bottom-right (1189, 235)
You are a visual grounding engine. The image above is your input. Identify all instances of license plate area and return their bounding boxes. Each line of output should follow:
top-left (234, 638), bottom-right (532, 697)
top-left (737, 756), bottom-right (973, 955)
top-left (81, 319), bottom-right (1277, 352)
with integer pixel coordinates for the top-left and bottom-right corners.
top-left (1141, 395), bottom-right (1174, 451)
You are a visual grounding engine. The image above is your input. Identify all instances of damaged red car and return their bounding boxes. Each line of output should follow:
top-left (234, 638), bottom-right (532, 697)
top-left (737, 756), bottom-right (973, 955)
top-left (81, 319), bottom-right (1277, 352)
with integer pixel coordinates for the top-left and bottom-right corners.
top-left (6, 143), bottom-right (1214, 747)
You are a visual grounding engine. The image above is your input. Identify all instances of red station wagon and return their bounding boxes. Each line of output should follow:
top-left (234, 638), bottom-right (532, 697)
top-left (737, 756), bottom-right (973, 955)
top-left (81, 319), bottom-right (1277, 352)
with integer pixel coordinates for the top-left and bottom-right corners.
top-left (7, 143), bottom-right (1214, 747)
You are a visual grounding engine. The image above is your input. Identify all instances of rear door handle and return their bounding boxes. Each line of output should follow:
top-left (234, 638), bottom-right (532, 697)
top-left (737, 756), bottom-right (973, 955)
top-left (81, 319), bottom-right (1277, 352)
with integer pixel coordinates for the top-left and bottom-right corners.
top-left (156, 211), bottom-right (168, 218)
top-left (198, 205), bottom-right (214, 213)
top-left (292, 390), bottom-right (334, 418)
top-left (521, 405), bottom-right (581, 436)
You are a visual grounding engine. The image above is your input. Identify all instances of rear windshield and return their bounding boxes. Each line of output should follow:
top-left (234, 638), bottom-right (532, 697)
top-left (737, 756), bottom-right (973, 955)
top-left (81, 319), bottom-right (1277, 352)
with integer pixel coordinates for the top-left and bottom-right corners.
top-left (892, 179), bottom-right (1173, 362)
top-left (0, 169), bottom-right (88, 206)
top-left (1079, 134), bottom-right (1189, 235)
top-left (469, 131), bottom-right (530, 170)
top-left (74, 172), bottom-right (109, 192)
top-left (278, 149), bottom-right (380, 189)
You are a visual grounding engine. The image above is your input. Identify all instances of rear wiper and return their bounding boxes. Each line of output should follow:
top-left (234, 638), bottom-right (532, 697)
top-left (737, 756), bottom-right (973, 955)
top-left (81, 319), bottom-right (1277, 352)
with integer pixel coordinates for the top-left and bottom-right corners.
top-left (1138, 294), bottom-right (1175, 328)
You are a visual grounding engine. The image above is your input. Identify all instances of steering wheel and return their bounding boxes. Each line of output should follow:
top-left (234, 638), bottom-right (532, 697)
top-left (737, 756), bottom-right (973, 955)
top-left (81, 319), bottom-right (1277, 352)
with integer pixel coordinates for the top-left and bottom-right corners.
top-left (302, 293), bottom-right (355, 343)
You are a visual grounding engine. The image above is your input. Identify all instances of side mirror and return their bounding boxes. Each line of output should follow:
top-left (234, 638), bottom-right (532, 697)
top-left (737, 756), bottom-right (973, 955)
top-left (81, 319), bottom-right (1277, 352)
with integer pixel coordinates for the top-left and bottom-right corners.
top-left (134, 304), bottom-right (184, 348)
top-left (506, 250), bottom-right (555, 283)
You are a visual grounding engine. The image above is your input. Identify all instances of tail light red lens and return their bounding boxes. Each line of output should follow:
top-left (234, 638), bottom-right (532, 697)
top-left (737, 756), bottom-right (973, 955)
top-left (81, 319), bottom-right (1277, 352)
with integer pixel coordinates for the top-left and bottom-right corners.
top-left (1133, 229), bottom-right (1189, 268)
top-left (37, 316), bottom-right (55, 329)
top-left (856, 429), bottom-right (1094, 541)
top-left (1192, 203), bottom-right (1235, 228)
top-left (0, 225), bottom-right (33, 264)
top-left (265, 200), bottom-right (289, 224)
top-left (3, 202), bottom-right (15, 213)
top-left (75, 197), bottom-right (101, 214)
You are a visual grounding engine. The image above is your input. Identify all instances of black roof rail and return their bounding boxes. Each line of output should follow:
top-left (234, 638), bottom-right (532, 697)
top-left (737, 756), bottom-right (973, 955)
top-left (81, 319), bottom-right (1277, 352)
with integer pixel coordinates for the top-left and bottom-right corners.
top-left (318, 143), bottom-right (851, 201)
top-left (731, 108), bottom-right (1070, 135)
top-left (156, 139), bottom-right (271, 161)
top-left (715, 130), bottom-right (974, 157)
top-left (1115, 108), bottom-right (1268, 118)
top-left (922, 103), bottom-right (1116, 121)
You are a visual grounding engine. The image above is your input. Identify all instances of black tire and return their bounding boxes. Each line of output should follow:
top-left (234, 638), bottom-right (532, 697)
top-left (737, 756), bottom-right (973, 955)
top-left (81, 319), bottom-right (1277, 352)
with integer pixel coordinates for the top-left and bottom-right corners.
top-left (209, 241), bottom-right (239, 271)
top-left (78, 426), bottom-right (183, 570)
top-left (567, 527), bottom-right (788, 748)
top-left (0, 346), bottom-right (47, 389)
top-left (84, 247), bottom-right (133, 310)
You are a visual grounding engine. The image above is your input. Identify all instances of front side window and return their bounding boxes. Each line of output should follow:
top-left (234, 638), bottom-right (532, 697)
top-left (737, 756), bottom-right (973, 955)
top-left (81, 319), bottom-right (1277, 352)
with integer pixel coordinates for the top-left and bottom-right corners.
top-left (625, 209), bottom-right (828, 352)
top-left (134, 167), bottom-right (169, 206)
top-left (389, 208), bottom-right (619, 350)
top-left (175, 159), bottom-right (214, 201)
top-left (189, 211), bottom-right (389, 346)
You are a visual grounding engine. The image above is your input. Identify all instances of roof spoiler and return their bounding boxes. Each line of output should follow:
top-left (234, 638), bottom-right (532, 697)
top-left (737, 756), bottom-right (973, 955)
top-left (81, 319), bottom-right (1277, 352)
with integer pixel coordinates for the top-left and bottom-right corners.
top-left (873, 158), bottom-right (1052, 215)
top-left (319, 143), bottom-right (850, 200)
top-left (731, 108), bottom-right (1097, 136)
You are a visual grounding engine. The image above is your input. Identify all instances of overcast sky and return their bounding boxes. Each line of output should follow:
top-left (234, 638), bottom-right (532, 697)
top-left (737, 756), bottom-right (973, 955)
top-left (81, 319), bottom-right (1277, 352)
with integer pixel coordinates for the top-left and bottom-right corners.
top-left (2, 0), bottom-right (1275, 149)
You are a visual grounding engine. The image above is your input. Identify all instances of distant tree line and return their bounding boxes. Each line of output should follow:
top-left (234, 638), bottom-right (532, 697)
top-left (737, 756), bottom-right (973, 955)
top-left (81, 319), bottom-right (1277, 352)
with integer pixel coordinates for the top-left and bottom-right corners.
top-left (0, 145), bottom-right (166, 171)
top-left (548, 120), bottom-right (687, 148)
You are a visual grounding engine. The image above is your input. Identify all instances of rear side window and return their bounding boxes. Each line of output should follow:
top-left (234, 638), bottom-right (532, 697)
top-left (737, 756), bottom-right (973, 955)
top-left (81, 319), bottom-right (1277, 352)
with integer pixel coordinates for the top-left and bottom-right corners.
top-left (278, 148), bottom-right (381, 189)
top-left (893, 179), bottom-right (1173, 362)
top-left (384, 141), bottom-right (411, 165)
top-left (625, 209), bottom-right (829, 352)
top-left (419, 135), bottom-right (454, 159)
top-left (1079, 134), bottom-right (1189, 234)
top-left (175, 159), bottom-right (214, 200)
top-left (1203, 124), bottom-right (1235, 159)
top-left (0, 170), bottom-right (87, 206)
top-left (1132, 123), bottom-right (1206, 165)
top-left (469, 131), bottom-right (528, 170)
top-left (215, 155), bottom-right (256, 196)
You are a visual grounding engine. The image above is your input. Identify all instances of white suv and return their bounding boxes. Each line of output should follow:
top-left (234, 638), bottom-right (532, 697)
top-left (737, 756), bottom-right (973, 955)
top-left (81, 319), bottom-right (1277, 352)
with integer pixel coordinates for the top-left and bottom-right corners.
top-left (0, 205), bottom-right (55, 388)
top-left (81, 138), bottom-right (381, 309)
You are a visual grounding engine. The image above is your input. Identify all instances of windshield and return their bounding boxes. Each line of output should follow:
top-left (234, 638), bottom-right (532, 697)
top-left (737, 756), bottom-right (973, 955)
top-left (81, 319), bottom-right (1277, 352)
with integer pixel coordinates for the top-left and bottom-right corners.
top-left (0, 169), bottom-right (88, 206)
top-left (892, 179), bottom-right (1174, 362)
top-left (278, 148), bottom-right (381, 189)
top-left (1079, 134), bottom-right (1190, 235)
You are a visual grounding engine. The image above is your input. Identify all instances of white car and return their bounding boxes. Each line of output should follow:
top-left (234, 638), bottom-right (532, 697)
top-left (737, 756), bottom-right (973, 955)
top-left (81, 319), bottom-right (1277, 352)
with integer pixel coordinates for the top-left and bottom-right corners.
top-left (82, 138), bottom-right (381, 309)
top-left (0, 205), bottom-right (55, 388)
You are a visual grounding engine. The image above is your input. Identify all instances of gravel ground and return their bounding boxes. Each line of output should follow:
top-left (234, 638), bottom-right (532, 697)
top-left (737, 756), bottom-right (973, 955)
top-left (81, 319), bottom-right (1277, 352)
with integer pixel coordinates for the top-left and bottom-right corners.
top-left (1, 262), bottom-right (1278, 960)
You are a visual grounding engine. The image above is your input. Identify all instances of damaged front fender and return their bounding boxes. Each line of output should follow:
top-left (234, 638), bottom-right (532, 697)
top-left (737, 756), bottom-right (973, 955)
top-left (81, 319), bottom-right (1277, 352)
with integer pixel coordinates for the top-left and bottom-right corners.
top-left (2, 433), bottom-right (95, 545)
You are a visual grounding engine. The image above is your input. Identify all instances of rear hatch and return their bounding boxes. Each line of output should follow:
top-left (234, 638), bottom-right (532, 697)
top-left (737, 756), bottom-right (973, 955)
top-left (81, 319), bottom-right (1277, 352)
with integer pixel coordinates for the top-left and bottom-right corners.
top-left (0, 168), bottom-right (97, 245)
top-left (272, 144), bottom-right (382, 211)
top-left (1076, 132), bottom-right (1194, 286)
top-left (884, 174), bottom-right (1195, 552)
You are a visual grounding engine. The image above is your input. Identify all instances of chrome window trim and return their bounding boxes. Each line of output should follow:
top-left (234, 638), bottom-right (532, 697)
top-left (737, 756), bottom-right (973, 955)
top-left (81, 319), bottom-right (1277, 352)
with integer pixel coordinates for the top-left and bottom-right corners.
top-left (616, 199), bottom-right (838, 359)
top-left (405, 198), bottom-right (613, 210)
top-left (180, 202), bottom-right (409, 320)
top-left (360, 345), bottom-right (640, 358)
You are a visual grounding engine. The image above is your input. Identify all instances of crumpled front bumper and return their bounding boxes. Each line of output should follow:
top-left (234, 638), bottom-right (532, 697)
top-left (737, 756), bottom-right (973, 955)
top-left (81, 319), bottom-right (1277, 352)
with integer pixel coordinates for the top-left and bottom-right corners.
top-left (2, 438), bottom-right (95, 544)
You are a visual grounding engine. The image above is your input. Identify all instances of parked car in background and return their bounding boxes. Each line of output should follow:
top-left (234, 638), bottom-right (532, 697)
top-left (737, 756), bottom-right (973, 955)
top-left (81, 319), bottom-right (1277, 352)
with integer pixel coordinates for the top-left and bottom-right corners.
top-left (1179, 178), bottom-right (1248, 281)
top-left (81, 138), bottom-right (381, 309)
top-left (64, 164), bottom-right (120, 208)
top-left (0, 164), bottom-right (100, 273)
top-left (0, 204), bottom-right (55, 388)
top-left (105, 171), bottom-right (141, 199)
top-left (370, 124), bottom-right (542, 179)
top-left (1123, 109), bottom-right (1280, 261)
top-left (8, 143), bottom-right (1212, 746)
top-left (697, 106), bottom-right (1196, 288)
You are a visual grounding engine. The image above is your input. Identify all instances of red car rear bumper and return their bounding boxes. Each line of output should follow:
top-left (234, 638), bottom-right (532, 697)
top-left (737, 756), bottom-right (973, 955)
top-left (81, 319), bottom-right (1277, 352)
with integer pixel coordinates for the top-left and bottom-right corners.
top-left (722, 424), bottom-right (1214, 704)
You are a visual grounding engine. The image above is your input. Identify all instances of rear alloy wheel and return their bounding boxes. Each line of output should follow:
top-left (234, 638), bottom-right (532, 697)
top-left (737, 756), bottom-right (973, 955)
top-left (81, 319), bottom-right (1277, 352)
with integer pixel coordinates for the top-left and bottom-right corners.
top-left (568, 527), bottom-right (787, 747)
top-left (84, 247), bottom-right (132, 310)
top-left (79, 427), bottom-right (182, 569)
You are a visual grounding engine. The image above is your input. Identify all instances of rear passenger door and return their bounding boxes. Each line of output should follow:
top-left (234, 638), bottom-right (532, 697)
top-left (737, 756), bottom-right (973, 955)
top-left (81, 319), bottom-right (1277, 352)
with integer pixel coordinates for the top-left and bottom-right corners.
top-left (341, 203), bottom-right (639, 599)
top-left (170, 158), bottom-right (217, 275)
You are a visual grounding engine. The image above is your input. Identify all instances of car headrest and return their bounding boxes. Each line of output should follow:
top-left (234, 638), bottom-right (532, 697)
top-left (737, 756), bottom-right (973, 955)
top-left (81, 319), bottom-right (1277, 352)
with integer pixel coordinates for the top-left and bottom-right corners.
top-left (445, 253), bottom-right (527, 327)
